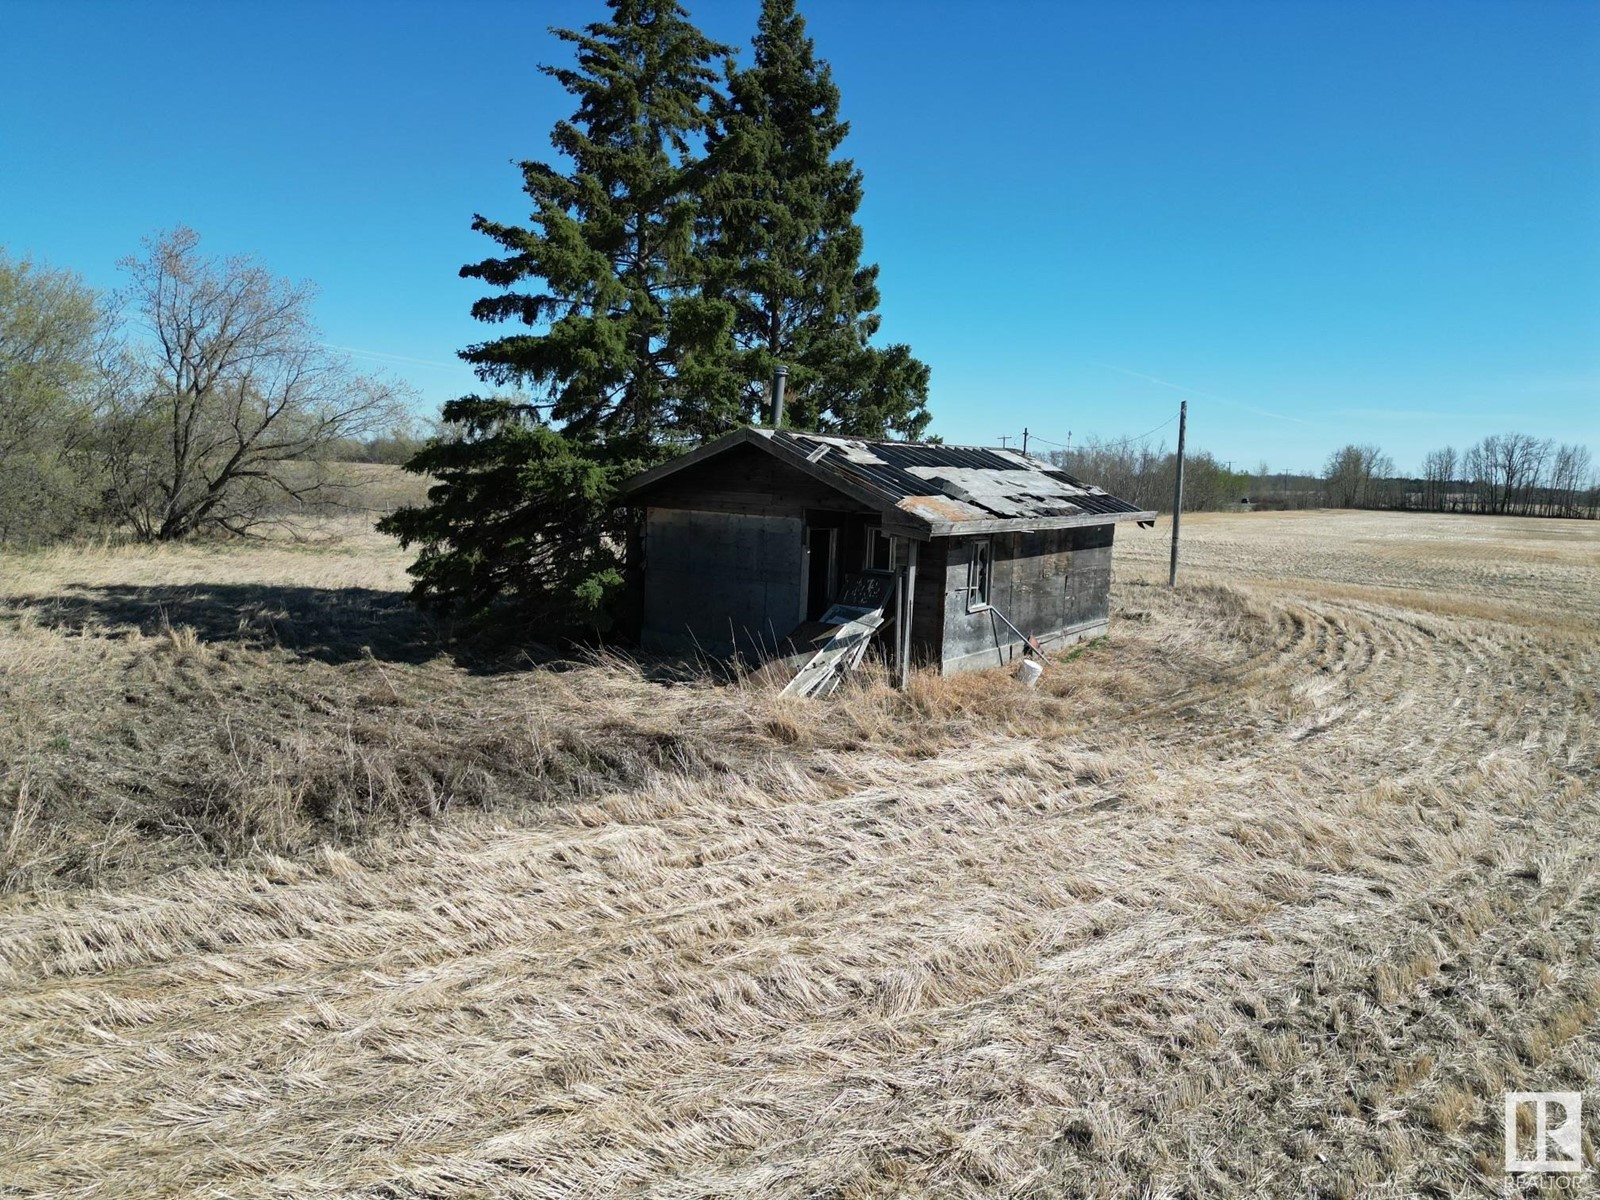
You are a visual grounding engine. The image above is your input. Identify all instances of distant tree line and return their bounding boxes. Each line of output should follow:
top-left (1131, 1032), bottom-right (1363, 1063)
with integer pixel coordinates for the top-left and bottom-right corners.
top-left (1045, 438), bottom-right (1252, 514)
top-left (1250, 437), bottom-right (1598, 518)
top-left (1046, 433), bottom-right (1598, 519)
top-left (322, 431), bottom-right (431, 467)
top-left (1412, 435), bottom-right (1596, 517)
top-left (0, 233), bottom-right (411, 547)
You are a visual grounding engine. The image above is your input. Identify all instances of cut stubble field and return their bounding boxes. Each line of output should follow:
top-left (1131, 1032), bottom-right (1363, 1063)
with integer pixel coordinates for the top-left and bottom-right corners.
top-left (2, 509), bottom-right (1597, 1197)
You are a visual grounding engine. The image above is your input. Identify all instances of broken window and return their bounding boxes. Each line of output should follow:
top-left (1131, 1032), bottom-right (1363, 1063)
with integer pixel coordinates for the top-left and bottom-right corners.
top-left (966, 536), bottom-right (992, 612)
top-left (866, 528), bottom-right (898, 571)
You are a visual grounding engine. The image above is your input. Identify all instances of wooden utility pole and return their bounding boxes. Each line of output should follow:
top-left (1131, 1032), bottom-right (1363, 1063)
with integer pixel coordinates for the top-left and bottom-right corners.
top-left (1168, 399), bottom-right (1187, 587)
top-left (998, 435), bottom-right (1012, 449)
top-left (1021, 428), bottom-right (1030, 456)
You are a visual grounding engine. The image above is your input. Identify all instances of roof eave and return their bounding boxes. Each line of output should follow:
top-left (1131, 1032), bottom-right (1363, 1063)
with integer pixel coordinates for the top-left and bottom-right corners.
top-left (922, 509), bottom-right (1160, 537)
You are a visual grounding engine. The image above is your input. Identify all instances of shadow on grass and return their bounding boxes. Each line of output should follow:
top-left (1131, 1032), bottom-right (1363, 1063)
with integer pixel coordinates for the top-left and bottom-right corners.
top-left (4, 582), bottom-right (476, 668)
top-left (2, 582), bottom-right (735, 680)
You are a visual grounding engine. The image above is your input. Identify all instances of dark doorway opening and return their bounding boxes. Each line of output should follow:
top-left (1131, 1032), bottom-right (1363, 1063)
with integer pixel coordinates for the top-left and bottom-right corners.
top-left (805, 525), bottom-right (838, 620)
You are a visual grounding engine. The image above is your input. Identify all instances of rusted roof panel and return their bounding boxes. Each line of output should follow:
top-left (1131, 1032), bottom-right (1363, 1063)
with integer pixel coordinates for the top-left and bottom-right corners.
top-left (896, 494), bottom-right (990, 523)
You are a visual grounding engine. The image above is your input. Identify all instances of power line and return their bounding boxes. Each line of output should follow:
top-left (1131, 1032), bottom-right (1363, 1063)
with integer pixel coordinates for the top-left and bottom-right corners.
top-left (1027, 411), bottom-right (1180, 454)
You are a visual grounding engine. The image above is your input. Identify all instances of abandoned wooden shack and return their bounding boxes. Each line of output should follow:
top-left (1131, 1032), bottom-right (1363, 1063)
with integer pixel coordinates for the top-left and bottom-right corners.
top-left (617, 428), bottom-right (1158, 681)
top-left (617, 428), bottom-right (1156, 680)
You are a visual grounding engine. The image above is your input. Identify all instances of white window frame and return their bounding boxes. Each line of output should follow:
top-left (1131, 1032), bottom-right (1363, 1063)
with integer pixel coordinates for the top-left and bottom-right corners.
top-left (965, 536), bottom-right (992, 612)
top-left (866, 527), bottom-right (898, 572)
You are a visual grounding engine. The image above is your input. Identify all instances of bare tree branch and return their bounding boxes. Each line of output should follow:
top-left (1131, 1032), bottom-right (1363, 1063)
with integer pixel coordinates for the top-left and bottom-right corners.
top-left (99, 228), bottom-right (413, 540)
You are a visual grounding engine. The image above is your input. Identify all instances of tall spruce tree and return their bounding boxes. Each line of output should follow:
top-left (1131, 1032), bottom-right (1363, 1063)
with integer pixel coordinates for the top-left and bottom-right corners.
top-left (380, 0), bottom-right (731, 628)
top-left (701, 0), bottom-right (930, 439)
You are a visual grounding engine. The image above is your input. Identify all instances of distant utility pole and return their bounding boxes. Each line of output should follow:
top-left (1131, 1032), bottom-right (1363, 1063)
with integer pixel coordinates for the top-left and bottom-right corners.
top-left (1066, 430), bottom-right (1072, 452)
top-left (1022, 428), bottom-right (1030, 455)
top-left (1168, 399), bottom-right (1187, 588)
top-left (998, 435), bottom-right (1012, 449)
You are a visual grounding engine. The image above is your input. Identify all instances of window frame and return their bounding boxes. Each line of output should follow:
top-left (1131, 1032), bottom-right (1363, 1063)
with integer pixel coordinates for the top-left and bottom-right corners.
top-left (865, 527), bottom-right (898, 572)
top-left (965, 535), bottom-right (992, 613)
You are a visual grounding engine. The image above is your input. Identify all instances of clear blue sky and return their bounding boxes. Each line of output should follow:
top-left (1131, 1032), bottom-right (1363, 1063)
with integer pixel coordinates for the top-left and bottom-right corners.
top-left (4, 0), bottom-right (1596, 475)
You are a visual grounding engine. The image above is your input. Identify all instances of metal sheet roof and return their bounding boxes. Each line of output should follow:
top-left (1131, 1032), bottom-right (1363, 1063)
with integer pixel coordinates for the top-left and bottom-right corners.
top-left (617, 428), bottom-right (1156, 536)
top-left (766, 431), bottom-right (1148, 524)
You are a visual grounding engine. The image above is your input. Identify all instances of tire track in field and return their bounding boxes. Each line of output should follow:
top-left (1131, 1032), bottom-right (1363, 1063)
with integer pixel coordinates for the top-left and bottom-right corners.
top-left (5, 569), bottom-right (1597, 1199)
top-left (1115, 583), bottom-right (1591, 792)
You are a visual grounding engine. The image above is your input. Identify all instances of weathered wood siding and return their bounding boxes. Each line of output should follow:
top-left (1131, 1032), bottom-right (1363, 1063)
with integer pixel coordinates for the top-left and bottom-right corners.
top-left (938, 524), bottom-right (1116, 674)
top-left (908, 538), bottom-right (947, 666)
top-left (632, 443), bottom-right (865, 518)
top-left (640, 507), bottom-right (805, 658)
top-left (633, 445), bottom-right (884, 658)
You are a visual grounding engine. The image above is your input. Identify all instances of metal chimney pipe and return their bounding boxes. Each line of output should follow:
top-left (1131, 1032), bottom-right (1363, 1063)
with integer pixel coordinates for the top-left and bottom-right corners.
top-left (771, 365), bottom-right (788, 429)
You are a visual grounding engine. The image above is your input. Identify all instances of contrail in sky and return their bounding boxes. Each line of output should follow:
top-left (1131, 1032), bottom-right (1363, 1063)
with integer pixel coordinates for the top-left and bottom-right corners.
top-left (1092, 362), bottom-right (1316, 426)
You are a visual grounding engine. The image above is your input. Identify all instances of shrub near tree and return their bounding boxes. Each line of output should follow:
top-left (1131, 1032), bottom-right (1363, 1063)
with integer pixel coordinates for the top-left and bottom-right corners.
top-left (0, 250), bottom-right (107, 545)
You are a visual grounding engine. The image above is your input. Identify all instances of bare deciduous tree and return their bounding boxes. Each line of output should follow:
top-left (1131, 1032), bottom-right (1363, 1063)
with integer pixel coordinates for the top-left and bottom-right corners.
top-left (1322, 443), bottom-right (1393, 508)
top-left (1421, 445), bottom-right (1457, 511)
top-left (1549, 443), bottom-right (1593, 517)
top-left (101, 228), bottom-right (408, 540)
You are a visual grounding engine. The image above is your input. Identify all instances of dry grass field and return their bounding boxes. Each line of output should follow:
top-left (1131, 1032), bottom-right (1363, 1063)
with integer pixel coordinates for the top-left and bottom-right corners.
top-left (2, 508), bottom-right (1597, 1198)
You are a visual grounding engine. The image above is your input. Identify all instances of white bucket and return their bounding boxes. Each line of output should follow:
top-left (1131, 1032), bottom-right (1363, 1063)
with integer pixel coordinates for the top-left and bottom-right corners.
top-left (1016, 658), bottom-right (1043, 687)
